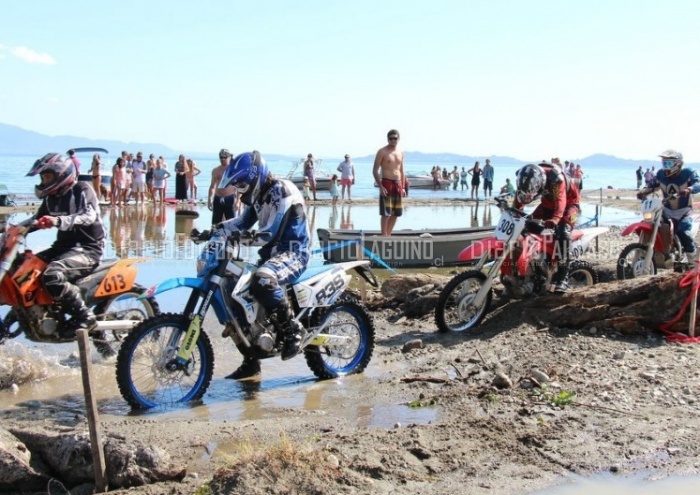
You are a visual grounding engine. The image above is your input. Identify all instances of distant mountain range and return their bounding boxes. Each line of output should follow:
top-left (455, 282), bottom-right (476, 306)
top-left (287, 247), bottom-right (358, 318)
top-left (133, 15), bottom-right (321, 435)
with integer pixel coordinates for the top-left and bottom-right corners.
top-left (0, 122), bottom-right (682, 169)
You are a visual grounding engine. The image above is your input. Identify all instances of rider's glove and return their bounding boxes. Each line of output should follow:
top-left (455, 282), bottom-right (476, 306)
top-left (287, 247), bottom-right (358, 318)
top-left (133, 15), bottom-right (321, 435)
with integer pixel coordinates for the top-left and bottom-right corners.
top-left (636, 192), bottom-right (647, 200)
top-left (680, 189), bottom-right (691, 197)
top-left (36, 216), bottom-right (58, 229)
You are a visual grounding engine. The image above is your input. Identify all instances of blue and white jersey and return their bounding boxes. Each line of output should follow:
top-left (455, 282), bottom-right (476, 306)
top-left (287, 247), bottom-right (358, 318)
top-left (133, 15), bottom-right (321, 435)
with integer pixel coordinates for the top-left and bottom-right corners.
top-left (649, 168), bottom-right (700, 220)
top-left (221, 178), bottom-right (310, 262)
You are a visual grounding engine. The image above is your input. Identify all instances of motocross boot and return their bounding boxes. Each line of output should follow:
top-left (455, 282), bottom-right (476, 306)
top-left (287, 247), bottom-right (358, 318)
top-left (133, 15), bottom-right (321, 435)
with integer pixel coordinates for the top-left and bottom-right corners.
top-left (225, 355), bottom-right (261, 380)
top-left (552, 263), bottom-right (570, 293)
top-left (277, 300), bottom-right (306, 361)
top-left (59, 285), bottom-right (97, 338)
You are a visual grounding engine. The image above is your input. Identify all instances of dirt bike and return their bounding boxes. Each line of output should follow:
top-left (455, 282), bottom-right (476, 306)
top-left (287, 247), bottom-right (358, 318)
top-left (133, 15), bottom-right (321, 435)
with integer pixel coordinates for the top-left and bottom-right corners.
top-left (435, 196), bottom-right (608, 333)
top-left (617, 193), bottom-right (700, 279)
top-left (115, 228), bottom-right (379, 409)
top-left (0, 224), bottom-right (160, 357)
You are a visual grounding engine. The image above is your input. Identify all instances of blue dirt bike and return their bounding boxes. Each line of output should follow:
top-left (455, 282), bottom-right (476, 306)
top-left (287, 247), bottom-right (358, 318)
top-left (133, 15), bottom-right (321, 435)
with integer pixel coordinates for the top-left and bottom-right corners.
top-left (115, 228), bottom-right (378, 409)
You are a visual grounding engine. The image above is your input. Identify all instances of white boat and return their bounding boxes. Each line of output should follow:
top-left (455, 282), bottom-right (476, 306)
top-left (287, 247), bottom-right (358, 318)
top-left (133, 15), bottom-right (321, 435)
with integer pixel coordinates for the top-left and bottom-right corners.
top-left (374, 172), bottom-right (452, 190)
top-left (285, 158), bottom-right (333, 191)
top-left (406, 172), bottom-right (452, 190)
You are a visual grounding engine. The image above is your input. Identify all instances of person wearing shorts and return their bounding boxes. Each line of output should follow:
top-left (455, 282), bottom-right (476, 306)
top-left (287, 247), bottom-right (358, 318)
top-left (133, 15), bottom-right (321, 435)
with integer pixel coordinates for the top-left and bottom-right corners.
top-left (379, 178), bottom-right (404, 217)
top-left (373, 129), bottom-right (406, 235)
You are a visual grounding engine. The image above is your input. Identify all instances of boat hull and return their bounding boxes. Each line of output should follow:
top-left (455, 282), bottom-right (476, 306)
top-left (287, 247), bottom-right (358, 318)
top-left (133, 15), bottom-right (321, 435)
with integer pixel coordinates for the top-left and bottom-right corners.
top-left (317, 227), bottom-right (494, 268)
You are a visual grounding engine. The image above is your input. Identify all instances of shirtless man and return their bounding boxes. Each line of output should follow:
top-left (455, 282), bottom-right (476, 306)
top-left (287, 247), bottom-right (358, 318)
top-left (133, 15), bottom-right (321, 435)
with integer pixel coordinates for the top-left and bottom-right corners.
top-left (372, 129), bottom-right (406, 236)
top-left (207, 148), bottom-right (239, 224)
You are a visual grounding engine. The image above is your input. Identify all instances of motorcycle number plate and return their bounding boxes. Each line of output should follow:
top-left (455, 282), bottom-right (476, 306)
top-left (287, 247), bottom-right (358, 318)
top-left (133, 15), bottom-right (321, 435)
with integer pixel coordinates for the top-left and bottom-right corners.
top-left (495, 212), bottom-right (516, 241)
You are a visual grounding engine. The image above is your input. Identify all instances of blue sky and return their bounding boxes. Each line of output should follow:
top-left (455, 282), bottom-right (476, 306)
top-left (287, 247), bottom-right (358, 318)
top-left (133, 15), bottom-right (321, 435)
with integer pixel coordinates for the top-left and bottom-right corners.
top-left (1, 0), bottom-right (699, 161)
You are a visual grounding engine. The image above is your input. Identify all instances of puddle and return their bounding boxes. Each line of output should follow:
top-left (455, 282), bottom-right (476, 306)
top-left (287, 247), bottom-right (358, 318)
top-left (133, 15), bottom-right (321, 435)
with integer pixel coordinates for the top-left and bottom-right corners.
top-left (530, 471), bottom-right (700, 494)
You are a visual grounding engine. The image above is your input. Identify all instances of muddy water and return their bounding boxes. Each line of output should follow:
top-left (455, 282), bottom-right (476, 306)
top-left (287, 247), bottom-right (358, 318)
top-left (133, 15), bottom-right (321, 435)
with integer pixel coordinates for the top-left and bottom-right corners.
top-left (0, 203), bottom-right (443, 426)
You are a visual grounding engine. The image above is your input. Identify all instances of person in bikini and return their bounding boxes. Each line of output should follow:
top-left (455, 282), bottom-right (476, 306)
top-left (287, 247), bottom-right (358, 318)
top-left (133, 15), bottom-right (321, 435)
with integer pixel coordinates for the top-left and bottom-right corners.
top-left (372, 129), bottom-right (406, 236)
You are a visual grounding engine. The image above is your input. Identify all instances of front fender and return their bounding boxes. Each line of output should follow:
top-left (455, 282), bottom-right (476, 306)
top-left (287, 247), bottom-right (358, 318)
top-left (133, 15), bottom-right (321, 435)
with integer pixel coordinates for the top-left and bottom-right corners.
top-left (458, 237), bottom-right (504, 262)
top-left (620, 222), bottom-right (653, 238)
top-left (141, 277), bottom-right (230, 324)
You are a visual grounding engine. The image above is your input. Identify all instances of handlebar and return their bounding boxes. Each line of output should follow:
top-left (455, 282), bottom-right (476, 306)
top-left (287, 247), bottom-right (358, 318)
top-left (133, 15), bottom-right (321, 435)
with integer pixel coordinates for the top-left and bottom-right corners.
top-left (189, 228), bottom-right (259, 245)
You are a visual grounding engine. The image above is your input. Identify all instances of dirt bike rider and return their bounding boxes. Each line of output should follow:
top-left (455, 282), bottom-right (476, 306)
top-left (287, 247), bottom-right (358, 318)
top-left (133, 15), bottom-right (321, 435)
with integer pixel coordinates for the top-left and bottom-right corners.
top-left (18, 153), bottom-right (105, 338)
top-left (513, 161), bottom-right (581, 292)
top-left (637, 149), bottom-right (700, 259)
top-left (215, 150), bottom-right (311, 380)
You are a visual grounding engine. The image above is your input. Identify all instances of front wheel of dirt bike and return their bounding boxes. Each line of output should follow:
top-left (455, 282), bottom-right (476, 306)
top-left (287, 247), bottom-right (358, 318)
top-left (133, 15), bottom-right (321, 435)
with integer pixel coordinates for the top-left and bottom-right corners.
top-left (115, 313), bottom-right (214, 409)
top-left (617, 243), bottom-right (657, 280)
top-left (304, 298), bottom-right (375, 379)
top-left (435, 270), bottom-right (492, 333)
top-left (568, 260), bottom-right (599, 289)
top-left (91, 286), bottom-right (161, 358)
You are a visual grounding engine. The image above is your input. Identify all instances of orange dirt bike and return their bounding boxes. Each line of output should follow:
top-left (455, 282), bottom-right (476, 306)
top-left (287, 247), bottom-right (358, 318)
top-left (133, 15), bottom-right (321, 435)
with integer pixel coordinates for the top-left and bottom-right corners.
top-left (0, 224), bottom-right (160, 357)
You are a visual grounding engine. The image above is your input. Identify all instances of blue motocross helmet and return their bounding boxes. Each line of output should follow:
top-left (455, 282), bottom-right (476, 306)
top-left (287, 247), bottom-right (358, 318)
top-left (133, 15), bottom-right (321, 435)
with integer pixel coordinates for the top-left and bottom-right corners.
top-left (219, 151), bottom-right (270, 205)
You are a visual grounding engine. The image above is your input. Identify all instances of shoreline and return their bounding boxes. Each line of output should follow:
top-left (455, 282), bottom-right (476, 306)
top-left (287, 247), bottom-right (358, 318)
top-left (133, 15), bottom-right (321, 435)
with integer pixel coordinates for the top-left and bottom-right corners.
top-left (0, 188), bottom-right (641, 217)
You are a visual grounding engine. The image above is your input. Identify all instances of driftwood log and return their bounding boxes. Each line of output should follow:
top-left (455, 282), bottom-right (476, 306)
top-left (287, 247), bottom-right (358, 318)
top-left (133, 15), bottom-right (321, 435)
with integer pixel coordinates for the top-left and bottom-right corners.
top-left (521, 272), bottom-right (693, 335)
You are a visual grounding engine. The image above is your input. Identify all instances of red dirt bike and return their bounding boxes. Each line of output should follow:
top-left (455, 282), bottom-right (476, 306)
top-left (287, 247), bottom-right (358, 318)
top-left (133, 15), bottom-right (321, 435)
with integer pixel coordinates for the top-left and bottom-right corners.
top-left (617, 193), bottom-right (700, 279)
top-left (0, 223), bottom-right (160, 357)
top-left (435, 196), bottom-right (608, 333)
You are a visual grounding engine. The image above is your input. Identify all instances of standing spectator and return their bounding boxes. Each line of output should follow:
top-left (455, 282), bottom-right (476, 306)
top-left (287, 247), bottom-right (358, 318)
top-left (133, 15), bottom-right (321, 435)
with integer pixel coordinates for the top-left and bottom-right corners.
top-left (151, 158), bottom-right (171, 206)
top-left (372, 129), bottom-right (406, 236)
top-left (644, 168), bottom-right (654, 188)
top-left (302, 177), bottom-right (311, 201)
top-left (330, 174), bottom-right (340, 205)
top-left (90, 153), bottom-right (102, 195)
top-left (111, 157), bottom-right (126, 207)
top-left (186, 158), bottom-right (201, 200)
top-left (304, 153), bottom-right (318, 201)
top-left (451, 166), bottom-right (459, 190)
top-left (468, 161), bottom-right (482, 200)
top-left (207, 149), bottom-right (239, 224)
top-left (146, 153), bottom-right (156, 202)
top-left (636, 166), bottom-right (643, 189)
top-left (573, 164), bottom-right (584, 191)
top-left (460, 166), bottom-right (468, 191)
top-left (174, 154), bottom-right (188, 201)
top-left (130, 151), bottom-right (147, 205)
top-left (337, 154), bottom-right (355, 202)
top-left (67, 149), bottom-right (81, 176)
top-left (482, 159), bottom-right (494, 199)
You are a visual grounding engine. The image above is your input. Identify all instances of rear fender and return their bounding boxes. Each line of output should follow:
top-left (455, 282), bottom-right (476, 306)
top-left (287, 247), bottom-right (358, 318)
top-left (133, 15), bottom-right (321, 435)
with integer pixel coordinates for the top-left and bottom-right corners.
top-left (294, 266), bottom-right (353, 308)
top-left (94, 257), bottom-right (149, 298)
top-left (458, 237), bottom-right (503, 262)
top-left (141, 277), bottom-right (229, 324)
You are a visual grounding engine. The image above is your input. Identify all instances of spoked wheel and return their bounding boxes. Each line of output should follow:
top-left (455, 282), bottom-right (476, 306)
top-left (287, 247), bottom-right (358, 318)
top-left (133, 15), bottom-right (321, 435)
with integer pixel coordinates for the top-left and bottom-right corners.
top-left (304, 298), bottom-right (375, 379)
top-left (435, 270), bottom-right (492, 333)
top-left (568, 260), bottom-right (599, 289)
top-left (617, 243), bottom-right (657, 280)
top-left (92, 287), bottom-right (160, 358)
top-left (115, 313), bottom-right (214, 409)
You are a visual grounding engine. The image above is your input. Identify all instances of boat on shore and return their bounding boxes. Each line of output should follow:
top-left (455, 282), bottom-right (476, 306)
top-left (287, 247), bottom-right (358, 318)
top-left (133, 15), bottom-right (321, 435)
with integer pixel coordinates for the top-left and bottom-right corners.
top-left (317, 226), bottom-right (494, 268)
top-left (285, 158), bottom-right (333, 191)
top-left (374, 172), bottom-right (452, 190)
top-left (406, 172), bottom-right (452, 190)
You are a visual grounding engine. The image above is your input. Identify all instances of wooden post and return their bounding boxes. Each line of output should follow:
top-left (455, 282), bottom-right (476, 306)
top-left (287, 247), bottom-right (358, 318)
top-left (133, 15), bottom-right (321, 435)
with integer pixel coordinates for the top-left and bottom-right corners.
top-left (77, 329), bottom-right (108, 492)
